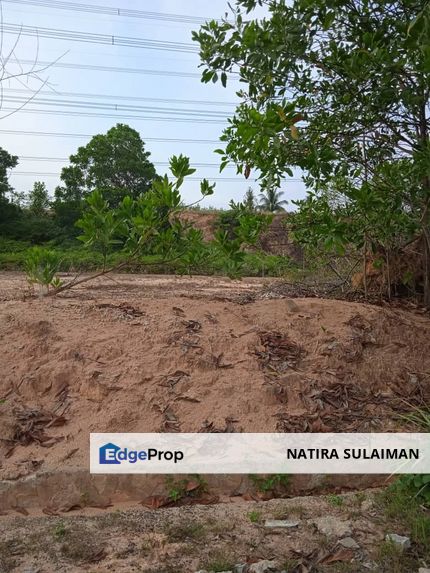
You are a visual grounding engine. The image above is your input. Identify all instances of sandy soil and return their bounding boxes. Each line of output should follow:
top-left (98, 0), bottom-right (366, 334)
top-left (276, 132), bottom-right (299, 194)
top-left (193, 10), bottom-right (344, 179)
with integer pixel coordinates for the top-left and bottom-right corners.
top-left (0, 272), bottom-right (429, 572)
top-left (1, 271), bottom-right (429, 482)
top-left (0, 489), bottom-right (401, 573)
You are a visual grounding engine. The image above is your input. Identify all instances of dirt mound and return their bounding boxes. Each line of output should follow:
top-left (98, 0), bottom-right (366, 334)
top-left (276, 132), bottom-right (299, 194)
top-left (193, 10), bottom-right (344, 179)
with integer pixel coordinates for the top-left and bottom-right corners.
top-left (1, 273), bottom-right (429, 490)
top-left (180, 210), bottom-right (302, 260)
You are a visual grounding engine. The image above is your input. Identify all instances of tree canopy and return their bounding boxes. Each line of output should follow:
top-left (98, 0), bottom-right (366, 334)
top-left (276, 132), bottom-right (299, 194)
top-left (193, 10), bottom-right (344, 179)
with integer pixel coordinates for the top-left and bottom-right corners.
top-left (193, 0), bottom-right (430, 303)
top-left (258, 188), bottom-right (288, 212)
top-left (55, 123), bottom-right (157, 209)
top-left (0, 147), bottom-right (18, 223)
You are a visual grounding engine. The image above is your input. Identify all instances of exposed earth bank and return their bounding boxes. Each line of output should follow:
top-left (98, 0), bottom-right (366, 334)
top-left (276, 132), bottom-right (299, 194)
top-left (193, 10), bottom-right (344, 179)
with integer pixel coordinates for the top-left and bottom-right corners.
top-left (0, 272), bottom-right (429, 513)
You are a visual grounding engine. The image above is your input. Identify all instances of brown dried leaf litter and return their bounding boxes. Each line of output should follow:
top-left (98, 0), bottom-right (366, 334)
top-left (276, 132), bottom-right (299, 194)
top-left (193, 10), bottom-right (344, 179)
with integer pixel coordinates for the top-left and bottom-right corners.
top-left (0, 274), bottom-right (429, 478)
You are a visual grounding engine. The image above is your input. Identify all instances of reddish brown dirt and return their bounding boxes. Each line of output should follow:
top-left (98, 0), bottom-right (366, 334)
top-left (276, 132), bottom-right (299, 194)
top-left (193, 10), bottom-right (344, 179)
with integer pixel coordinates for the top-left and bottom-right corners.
top-left (180, 210), bottom-right (302, 259)
top-left (0, 272), bottom-right (429, 511)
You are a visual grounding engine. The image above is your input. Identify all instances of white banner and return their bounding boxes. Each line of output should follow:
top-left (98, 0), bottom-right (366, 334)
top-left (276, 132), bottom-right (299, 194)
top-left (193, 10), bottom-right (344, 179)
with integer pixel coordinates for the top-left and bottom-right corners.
top-left (90, 433), bottom-right (430, 474)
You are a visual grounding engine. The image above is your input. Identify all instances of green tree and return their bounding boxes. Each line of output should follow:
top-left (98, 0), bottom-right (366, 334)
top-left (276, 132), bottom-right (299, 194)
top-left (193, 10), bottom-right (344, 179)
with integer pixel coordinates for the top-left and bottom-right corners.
top-left (258, 187), bottom-right (287, 212)
top-left (26, 155), bottom-right (269, 295)
top-left (193, 0), bottom-right (430, 304)
top-left (0, 147), bottom-right (19, 224)
top-left (27, 181), bottom-right (50, 216)
top-left (54, 124), bottom-right (158, 227)
top-left (243, 186), bottom-right (256, 211)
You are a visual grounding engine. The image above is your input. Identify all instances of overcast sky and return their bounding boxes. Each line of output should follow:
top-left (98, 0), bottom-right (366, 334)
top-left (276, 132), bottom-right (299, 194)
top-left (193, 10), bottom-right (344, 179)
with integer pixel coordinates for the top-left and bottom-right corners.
top-left (2, 0), bottom-right (307, 209)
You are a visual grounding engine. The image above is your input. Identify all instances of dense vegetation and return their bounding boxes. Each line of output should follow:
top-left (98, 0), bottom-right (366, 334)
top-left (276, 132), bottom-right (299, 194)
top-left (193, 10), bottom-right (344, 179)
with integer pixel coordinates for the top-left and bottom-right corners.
top-left (194, 0), bottom-right (430, 304)
top-left (0, 121), bottom-right (290, 279)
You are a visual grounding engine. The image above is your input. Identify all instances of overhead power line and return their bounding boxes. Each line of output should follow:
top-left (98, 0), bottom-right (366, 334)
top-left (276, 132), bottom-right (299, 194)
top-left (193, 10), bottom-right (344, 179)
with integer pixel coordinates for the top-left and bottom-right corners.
top-left (3, 22), bottom-right (198, 52)
top-left (9, 58), bottom-right (236, 81)
top-left (2, 0), bottom-right (216, 25)
top-left (2, 95), bottom-right (229, 118)
top-left (19, 156), bottom-right (238, 169)
top-left (17, 156), bottom-right (303, 181)
top-left (3, 88), bottom-right (236, 108)
top-left (0, 129), bottom-right (222, 143)
top-left (13, 171), bottom-right (265, 183)
top-left (0, 106), bottom-right (227, 124)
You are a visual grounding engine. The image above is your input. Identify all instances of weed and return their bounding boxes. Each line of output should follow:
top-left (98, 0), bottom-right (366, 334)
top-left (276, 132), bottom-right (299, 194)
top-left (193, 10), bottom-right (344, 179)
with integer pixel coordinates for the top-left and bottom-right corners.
top-left (352, 491), bottom-right (366, 506)
top-left (165, 475), bottom-right (208, 503)
top-left (206, 518), bottom-right (235, 534)
top-left (249, 473), bottom-right (290, 495)
top-left (378, 482), bottom-right (430, 562)
top-left (202, 551), bottom-right (235, 573)
top-left (272, 503), bottom-right (307, 519)
top-left (327, 494), bottom-right (344, 507)
top-left (401, 404), bottom-right (430, 431)
top-left (248, 509), bottom-right (262, 523)
top-left (374, 540), bottom-right (416, 573)
top-left (164, 521), bottom-right (206, 542)
top-left (53, 521), bottom-right (66, 539)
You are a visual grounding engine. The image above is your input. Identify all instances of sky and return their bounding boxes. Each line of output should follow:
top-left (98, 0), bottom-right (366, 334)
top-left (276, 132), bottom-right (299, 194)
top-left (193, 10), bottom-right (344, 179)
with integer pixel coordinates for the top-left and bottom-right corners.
top-left (1, 0), bottom-right (307, 209)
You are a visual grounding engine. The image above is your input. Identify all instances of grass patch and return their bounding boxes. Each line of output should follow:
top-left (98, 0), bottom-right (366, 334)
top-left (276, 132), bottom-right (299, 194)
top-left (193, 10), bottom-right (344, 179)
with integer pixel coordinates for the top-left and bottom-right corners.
top-left (377, 481), bottom-right (430, 567)
top-left (249, 474), bottom-right (291, 495)
top-left (401, 404), bottom-right (430, 431)
top-left (53, 521), bottom-right (67, 540)
top-left (326, 494), bottom-right (344, 507)
top-left (374, 540), bottom-right (417, 573)
top-left (248, 509), bottom-right (263, 523)
top-left (202, 551), bottom-right (235, 573)
top-left (163, 521), bottom-right (206, 542)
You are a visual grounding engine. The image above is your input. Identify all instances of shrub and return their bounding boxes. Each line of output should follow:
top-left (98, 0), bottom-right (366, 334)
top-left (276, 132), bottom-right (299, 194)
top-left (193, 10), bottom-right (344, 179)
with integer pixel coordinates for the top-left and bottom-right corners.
top-left (24, 246), bottom-right (63, 293)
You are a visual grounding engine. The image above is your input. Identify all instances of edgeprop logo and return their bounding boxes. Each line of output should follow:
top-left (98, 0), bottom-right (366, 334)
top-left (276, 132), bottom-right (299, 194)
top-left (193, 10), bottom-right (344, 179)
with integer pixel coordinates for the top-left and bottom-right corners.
top-left (99, 442), bottom-right (184, 465)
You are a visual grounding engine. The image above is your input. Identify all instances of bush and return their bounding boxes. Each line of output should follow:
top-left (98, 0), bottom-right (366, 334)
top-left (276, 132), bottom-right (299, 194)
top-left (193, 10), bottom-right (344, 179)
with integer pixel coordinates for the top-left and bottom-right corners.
top-left (24, 246), bottom-right (63, 292)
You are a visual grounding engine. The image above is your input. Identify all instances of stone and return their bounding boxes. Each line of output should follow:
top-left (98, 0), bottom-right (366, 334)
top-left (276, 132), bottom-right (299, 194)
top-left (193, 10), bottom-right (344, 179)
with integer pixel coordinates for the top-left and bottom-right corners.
top-left (312, 516), bottom-right (352, 537)
top-left (249, 560), bottom-right (278, 573)
top-left (338, 537), bottom-right (360, 550)
top-left (234, 565), bottom-right (247, 573)
top-left (264, 519), bottom-right (300, 528)
top-left (385, 533), bottom-right (411, 550)
top-left (418, 568), bottom-right (430, 573)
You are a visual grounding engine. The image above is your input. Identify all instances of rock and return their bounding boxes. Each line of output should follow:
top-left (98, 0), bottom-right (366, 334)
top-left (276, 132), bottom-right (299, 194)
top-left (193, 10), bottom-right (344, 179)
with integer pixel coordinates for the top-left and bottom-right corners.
top-left (264, 519), bottom-right (300, 528)
top-left (234, 565), bottom-right (247, 573)
top-left (418, 568), bottom-right (430, 573)
top-left (338, 537), bottom-right (360, 550)
top-left (249, 560), bottom-right (278, 573)
top-left (312, 516), bottom-right (352, 537)
top-left (385, 533), bottom-right (411, 550)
